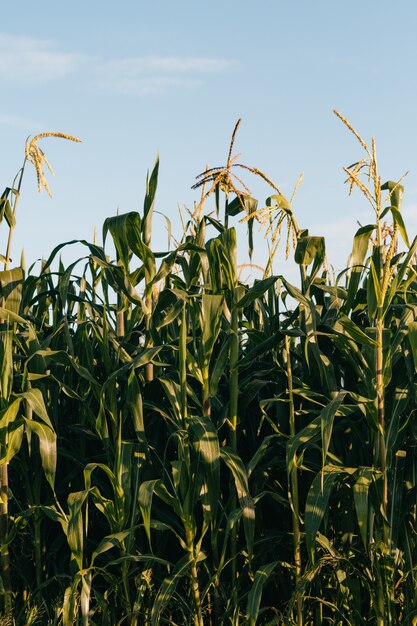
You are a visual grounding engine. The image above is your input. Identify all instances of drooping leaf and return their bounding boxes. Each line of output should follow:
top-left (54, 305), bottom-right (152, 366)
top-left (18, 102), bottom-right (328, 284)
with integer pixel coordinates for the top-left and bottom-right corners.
top-left (0, 267), bottom-right (24, 314)
top-left (209, 335), bottom-right (230, 397)
top-left (353, 467), bottom-right (374, 548)
top-left (0, 330), bottom-right (13, 402)
top-left (246, 562), bottom-right (277, 626)
top-left (346, 224), bottom-right (374, 311)
top-left (321, 391), bottom-right (346, 468)
top-left (390, 206), bottom-right (409, 247)
top-left (23, 418), bottom-right (57, 489)
top-left (67, 490), bottom-right (89, 570)
top-left (16, 387), bottom-right (53, 429)
top-left (138, 479), bottom-right (160, 549)
top-left (407, 321), bottom-right (417, 371)
top-left (200, 293), bottom-right (223, 369)
top-left (237, 276), bottom-right (279, 308)
top-left (0, 188), bottom-right (17, 228)
top-left (190, 414), bottom-right (220, 522)
top-left (226, 194), bottom-right (257, 258)
top-left (295, 235), bottom-right (325, 267)
top-left (221, 447), bottom-right (255, 563)
top-left (151, 553), bottom-right (193, 626)
top-left (103, 212), bottom-right (137, 271)
top-left (305, 468), bottom-right (341, 561)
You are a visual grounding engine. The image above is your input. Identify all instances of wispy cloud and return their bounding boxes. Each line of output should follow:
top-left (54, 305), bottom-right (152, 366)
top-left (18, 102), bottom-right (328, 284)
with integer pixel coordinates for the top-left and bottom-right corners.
top-left (95, 56), bottom-right (233, 95)
top-left (0, 33), bottom-right (86, 84)
top-left (0, 33), bottom-right (232, 97)
top-left (0, 112), bottom-right (44, 130)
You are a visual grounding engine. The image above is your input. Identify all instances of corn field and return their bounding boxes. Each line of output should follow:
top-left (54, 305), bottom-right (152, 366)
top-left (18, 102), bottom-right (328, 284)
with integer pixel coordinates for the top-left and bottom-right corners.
top-left (1, 115), bottom-right (417, 625)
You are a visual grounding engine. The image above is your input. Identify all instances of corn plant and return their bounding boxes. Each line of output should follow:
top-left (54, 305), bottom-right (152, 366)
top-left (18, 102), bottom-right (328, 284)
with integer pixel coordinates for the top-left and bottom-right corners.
top-left (0, 116), bottom-right (416, 625)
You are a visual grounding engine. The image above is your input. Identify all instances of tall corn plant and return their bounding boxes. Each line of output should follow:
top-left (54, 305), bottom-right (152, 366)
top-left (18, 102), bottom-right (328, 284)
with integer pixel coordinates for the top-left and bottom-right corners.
top-left (1, 116), bottom-right (417, 626)
top-left (0, 132), bottom-right (80, 617)
top-left (332, 110), bottom-right (417, 625)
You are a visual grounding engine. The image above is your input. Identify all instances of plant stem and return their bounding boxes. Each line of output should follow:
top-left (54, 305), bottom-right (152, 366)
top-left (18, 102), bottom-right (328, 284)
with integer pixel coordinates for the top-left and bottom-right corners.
top-left (180, 306), bottom-right (204, 625)
top-left (3, 160), bottom-right (26, 270)
top-left (185, 527), bottom-right (204, 626)
top-left (375, 201), bottom-right (388, 625)
top-left (286, 335), bottom-right (302, 626)
top-left (229, 286), bottom-right (239, 606)
top-left (376, 317), bottom-right (388, 530)
top-left (145, 294), bottom-right (153, 382)
top-left (0, 463), bottom-right (12, 614)
top-left (0, 160), bottom-right (24, 613)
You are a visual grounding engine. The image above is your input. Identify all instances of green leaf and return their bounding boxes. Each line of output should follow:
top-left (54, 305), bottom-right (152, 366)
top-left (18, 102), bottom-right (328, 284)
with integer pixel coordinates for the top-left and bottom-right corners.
top-left (23, 418), bottom-right (57, 489)
top-left (295, 236), bottom-right (325, 267)
top-left (63, 581), bottom-right (79, 626)
top-left (335, 315), bottom-right (378, 347)
top-left (139, 479), bottom-right (159, 549)
top-left (16, 388), bottom-right (53, 429)
top-left (346, 224), bottom-right (374, 311)
top-left (143, 156), bottom-right (159, 246)
top-left (219, 227), bottom-right (237, 290)
top-left (103, 211), bottom-right (156, 283)
top-left (221, 447), bottom-right (255, 562)
top-left (80, 571), bottom-right (92, 626)
top-left (209, 335), bottom-right (230, 397)
top-left (200, 294), bottom-right (223, 369)
top-left (369, 254), bottom-right (383, 313)
top-left (2, 423), bottom-right (24, 464)
top-left (67, 491), bottom-right (88, 570)
top-left (383, 235), bottom-right (417, 314)
top-left (158, 378), bottom-right (182, 420)
top-left (0, 188), bottom-right (17, 228)
top-left (151, 553), bottom-right (193, 626)
top-left (247, 435), bottom-right (277, 478)
top-left (0, 267), bottom-right (23, 314)
top-left (390, 206), bottom-right (409, 247)
top-left (227, 194), bottom-right (257, 217)
top-left (246, 562), bottom-right (277, 626)
top-left (33, 349), bottom-right (99, 387)
top-left (381, 180), bottom-right (404, 212)
top-left (305, 469), bottom-right (340, 561)
top-left (408, 322), bottom-right (417, 371)
top-left (321, 391), bottom-right (346, 468)
top-left (126, 212), bottom-right (156, 283)
top-left (103, 212), bottom-right (136, 271)
top-left (155, 297), bottom-right (183, 330)
top-left (0, 330), bottom-right (13, 402)
top-left (266, 194), bottom-right (292, 212)
top-left (127, 370), bottom-right (148, 453)
top-left (386, 386), bottom-right (409, 468)
top-left (91, 531), bottom-right (132, 564)
top-left (190, 415), bottom-right (220, 523)
top-left (226, 194), bottom-right (258, 258)
top-left (237, 276), bottom-right (279, 308)
top-left (286, 394), bottom-right (346, 475)
top-left (390, 450), bottom-right (407, 547)
top-left (286, 415), bottom-right (321, 474)
top-left (353, 467), bottom-right (374, 548)
top-left (0, 307), bottom-right (26, 325)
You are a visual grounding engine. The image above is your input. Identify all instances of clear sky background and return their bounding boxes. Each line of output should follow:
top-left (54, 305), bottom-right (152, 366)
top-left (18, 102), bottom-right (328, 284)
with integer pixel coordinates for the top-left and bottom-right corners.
top-left (1, 1), bottom-right (417, 278)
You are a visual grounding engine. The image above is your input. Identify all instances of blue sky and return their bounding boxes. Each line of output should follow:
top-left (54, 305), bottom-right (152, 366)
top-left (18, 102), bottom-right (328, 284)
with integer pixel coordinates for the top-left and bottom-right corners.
top-left (1, 1), bottom-right (417, 277)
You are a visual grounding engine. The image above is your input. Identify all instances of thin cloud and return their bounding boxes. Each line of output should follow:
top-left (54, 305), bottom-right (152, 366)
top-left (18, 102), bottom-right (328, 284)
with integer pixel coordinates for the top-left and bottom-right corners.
top-left (0, 112), bottom-right (44, 130)
top-left (102, 56), bottom-right (232, 74)
top-left (0, 33), bottom-right (86, 84)
top-left (0, 34), bottom-right (233, 96)
top-left (95, 55), bottom-right (233, 95)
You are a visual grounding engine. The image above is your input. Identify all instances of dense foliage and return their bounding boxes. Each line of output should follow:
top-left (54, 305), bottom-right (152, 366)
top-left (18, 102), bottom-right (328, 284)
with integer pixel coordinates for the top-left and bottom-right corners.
top-left (1, 117), bottom-right (417, 625)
